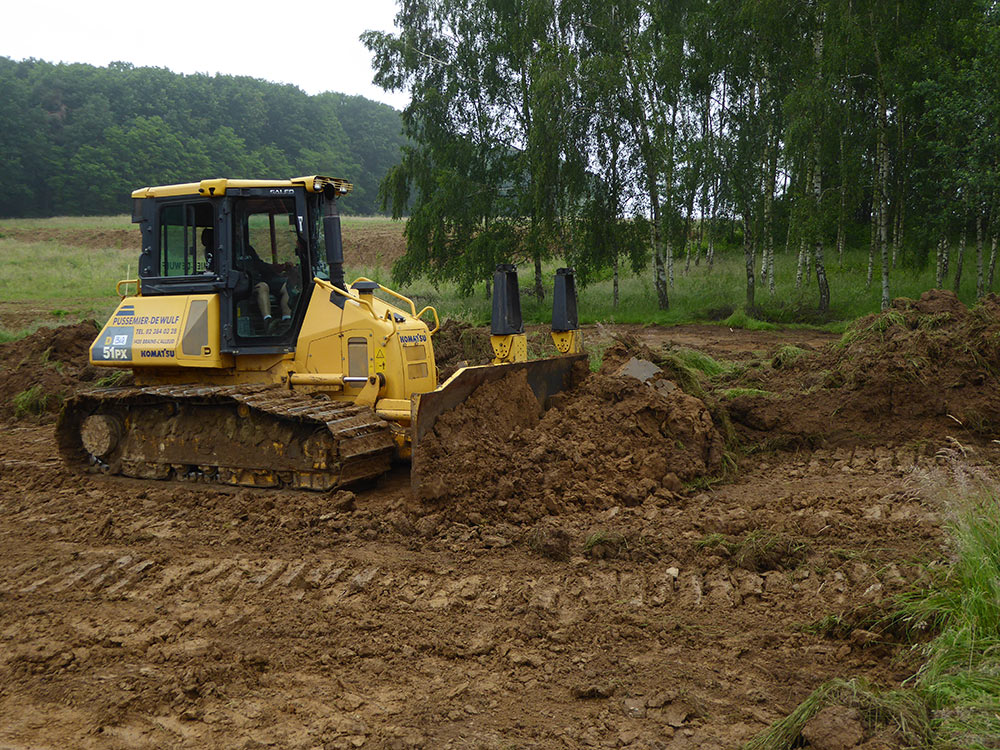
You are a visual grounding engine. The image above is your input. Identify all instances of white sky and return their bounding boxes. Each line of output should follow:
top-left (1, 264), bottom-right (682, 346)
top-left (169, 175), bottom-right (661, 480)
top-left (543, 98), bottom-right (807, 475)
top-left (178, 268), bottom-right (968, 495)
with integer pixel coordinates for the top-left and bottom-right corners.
top-left (0, 0), bottom-right (410, 110)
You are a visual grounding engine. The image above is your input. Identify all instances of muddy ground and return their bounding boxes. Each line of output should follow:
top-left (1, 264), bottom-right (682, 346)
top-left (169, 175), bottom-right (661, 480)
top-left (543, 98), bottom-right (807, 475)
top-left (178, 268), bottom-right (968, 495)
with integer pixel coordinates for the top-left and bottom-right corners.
top-left (1, 295), bottom-right (995, 749)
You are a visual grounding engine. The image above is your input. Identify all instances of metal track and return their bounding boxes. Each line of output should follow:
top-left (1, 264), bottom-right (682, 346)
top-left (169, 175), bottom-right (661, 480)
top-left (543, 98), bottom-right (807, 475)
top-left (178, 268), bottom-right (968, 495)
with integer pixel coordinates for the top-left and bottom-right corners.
top-left (56, 384), bottom-right (395, 490)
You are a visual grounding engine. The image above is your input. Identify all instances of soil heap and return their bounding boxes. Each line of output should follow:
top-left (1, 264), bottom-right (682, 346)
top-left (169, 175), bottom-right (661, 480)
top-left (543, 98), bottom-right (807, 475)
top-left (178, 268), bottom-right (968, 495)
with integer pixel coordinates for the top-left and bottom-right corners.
top-left (0, 321), bottom-right (106, 420)
top-left (724, 289), bottom-right (1000, 446)
top-left (413, 365), bottom-right (726, 521)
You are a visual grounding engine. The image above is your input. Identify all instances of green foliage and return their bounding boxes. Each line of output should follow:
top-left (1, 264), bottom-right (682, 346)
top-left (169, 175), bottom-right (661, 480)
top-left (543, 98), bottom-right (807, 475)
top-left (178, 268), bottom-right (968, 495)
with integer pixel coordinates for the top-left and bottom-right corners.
top-left (771, 345), bottom-right (811, 369)
top-left (670, 347), bottom-right (733, 377)
top-left (743, 678), bottom-right (932, 750)
top-left (13, 385), bottom-right (53, 418)
top-left (361, 0), bottom-right (1000, 317)
top-left (0, 57), bottom-right (405, 217)
top-left (723, 309), bottom-right (778, 331)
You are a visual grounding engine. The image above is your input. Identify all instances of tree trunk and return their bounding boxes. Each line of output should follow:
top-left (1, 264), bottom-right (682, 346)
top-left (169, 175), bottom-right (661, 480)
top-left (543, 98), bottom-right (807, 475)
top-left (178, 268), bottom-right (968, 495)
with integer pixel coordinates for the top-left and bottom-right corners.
top-left (976, 214), bottom-right (984, 298)
top-left (707, 178), bottom-right (717, 267)
top-left (867, 168), bottom-right (877, 290)
top-left (989, 235), bottom-right (997, 290)
top-left (683, 202), bottom-right (693, 273)
top-left (877, 93), bottom-right (890, 309)
top-left (533, 252), bottom-right (544, 301)
top-left (891, 195), bottom-right (904, 268)
top-left (814, 138), bottom-right (830, 312)
top-left (936, 237), bottom-right (946, 288)
top-left (891, 112), bottom-right (906, 268)
top-left (744, 215), bottom-right (756, 310)
top-left (796, 236), bottom-right (807, 289)
top-left (650, 193), bottom-right (669, 310)
top-left (837, 131), bottom-right (847, 266)
top-left (763, 119), bottom-right (777, 295)
top-left (816, 243), bottom-right (831, 313)
top-left (953, 225), bottom-right (966, 295)
top-left (613, 255), bottom-right (619, 308)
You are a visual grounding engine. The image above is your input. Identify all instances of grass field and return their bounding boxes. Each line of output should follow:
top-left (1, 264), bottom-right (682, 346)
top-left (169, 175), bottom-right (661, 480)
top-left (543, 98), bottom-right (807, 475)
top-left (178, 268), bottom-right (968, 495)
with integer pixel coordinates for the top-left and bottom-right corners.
top-left (1, 214), bottom-right (994, 337)
top-left (351, 246), bottom-right (995, 333)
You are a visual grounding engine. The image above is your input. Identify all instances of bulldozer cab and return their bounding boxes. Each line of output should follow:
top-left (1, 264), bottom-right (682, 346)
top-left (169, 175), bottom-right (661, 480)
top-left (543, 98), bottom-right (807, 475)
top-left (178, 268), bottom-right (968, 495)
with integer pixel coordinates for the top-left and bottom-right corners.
top-left (133, 179), bottom-right (336, 355)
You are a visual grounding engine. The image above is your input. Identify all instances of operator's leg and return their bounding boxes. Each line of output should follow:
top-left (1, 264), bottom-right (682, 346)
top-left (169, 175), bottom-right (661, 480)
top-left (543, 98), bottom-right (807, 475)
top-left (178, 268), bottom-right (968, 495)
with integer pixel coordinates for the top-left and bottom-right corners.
top-left (279, 283), bottom-right (291, 320)
top-left (255, 282), bottom-right (272, 319)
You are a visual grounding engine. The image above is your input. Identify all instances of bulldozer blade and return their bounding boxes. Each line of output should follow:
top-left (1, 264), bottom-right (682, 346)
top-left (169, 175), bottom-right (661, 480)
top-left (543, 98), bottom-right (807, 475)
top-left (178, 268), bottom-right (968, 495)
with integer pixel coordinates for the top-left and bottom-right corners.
top-left (411, 353), bottom-right (587, 491)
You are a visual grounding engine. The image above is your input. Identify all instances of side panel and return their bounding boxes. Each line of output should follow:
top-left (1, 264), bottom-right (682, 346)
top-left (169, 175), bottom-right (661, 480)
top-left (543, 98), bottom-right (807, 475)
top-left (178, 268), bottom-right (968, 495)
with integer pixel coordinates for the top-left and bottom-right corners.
top-left (294, 284), bottom-right (438, 400)
top-left (91, 295), bottom-right (229, 369)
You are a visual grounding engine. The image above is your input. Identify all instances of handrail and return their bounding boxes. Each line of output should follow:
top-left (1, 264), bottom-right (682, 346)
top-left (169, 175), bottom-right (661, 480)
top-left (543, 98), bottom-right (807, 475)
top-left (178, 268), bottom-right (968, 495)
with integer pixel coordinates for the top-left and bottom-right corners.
top-left (116, 278), bottom-right (139, 298)
top-left (351, 276), bottom-right (417, 317)
top-left (416, 305), bottom-right (440, 335)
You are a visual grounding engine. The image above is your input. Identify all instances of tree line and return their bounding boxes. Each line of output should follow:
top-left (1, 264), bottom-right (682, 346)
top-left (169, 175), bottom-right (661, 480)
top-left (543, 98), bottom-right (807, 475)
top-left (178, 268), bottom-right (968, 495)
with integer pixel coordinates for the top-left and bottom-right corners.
top-left (365, 0), bottom-right (1000, 312)
top-left (0, 57), bottom-right (406, 217)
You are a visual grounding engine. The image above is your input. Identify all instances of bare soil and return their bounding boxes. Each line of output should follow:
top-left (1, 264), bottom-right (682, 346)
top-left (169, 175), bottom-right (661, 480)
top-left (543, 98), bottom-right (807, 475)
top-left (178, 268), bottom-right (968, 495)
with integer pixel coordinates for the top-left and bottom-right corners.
top-left (3, 293), bottom-right (996, 749)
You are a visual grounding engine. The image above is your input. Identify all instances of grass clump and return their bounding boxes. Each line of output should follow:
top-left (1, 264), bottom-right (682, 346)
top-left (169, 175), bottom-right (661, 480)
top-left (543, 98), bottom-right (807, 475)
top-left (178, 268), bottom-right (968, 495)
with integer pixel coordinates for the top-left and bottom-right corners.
top-left (723, 308), bottom-right (779, 331)
top-left (13, 385), bottom-right (54, 418)
top-left (697, 530), bottom-right (806, 572)
top-left (743, 678), bottom-right (932, 750)
top-left (771, 345), bottom-right (810, 369)
top-left (583, 530), bottom-right (631, 559)
top-left (0, 326), bottom-right (36, 344)
top-left (95, 369), bottom-right (132, 387)
top-left (671, 347), bottom-right (733, 377)
top-left (896, 480), bottom-right (1000, 748)
top-left (652, 350), bottom-right (709, 400)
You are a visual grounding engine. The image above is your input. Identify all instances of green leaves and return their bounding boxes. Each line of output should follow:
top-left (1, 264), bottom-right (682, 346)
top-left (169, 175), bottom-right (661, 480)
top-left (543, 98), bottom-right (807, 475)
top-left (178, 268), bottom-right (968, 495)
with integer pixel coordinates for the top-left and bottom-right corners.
top-left (0, 58), bottom-right (406, 217)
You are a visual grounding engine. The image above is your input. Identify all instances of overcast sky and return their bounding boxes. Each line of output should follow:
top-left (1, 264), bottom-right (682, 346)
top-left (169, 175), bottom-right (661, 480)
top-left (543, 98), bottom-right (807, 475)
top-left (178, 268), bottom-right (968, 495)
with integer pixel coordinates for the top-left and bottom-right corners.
top-left (1, 0), bottom-right (409, 109)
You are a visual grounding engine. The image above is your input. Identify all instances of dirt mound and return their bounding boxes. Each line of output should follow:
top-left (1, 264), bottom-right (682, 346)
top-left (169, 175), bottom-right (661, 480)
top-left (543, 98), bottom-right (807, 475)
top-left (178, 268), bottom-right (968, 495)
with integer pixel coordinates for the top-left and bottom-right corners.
top-left (723, 289), bottom-right (1000, 447)
top-left (0, 321), bottom-right (108, 420)
top-left (413, 366), bottom-right (725, 521)
top-left (0, 226), bottom-right (139, 250)
top-left (431, 319), bottom-right (494, 381)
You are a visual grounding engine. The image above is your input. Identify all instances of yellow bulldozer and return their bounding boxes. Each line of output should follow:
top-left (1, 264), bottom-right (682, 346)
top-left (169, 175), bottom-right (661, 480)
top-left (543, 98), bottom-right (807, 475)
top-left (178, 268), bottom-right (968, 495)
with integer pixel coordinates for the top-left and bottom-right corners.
top-left (57, 175), bottom-right (585, 491)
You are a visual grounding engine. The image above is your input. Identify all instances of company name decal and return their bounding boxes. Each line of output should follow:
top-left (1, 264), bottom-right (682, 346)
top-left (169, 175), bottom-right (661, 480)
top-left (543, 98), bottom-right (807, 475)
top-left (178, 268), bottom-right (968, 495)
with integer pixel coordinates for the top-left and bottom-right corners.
top-left (112, 312), bottom-right (180, 326)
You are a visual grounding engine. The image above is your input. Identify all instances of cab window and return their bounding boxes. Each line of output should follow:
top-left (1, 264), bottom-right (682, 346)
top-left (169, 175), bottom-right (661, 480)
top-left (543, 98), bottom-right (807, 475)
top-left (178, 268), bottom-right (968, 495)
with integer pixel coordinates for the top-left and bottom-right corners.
top-left (159, 202), bottom-right (215, 277)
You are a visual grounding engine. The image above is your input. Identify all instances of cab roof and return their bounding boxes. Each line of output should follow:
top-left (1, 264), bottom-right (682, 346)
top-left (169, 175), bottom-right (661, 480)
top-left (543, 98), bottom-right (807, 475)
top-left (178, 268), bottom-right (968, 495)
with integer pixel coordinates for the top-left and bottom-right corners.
top-left (130, 175), bottom-right (353, 199)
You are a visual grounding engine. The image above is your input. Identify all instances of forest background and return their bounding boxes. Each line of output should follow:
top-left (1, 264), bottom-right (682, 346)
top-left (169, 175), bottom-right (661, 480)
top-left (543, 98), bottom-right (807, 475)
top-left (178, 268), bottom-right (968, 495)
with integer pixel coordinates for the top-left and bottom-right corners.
top-left (0, 57), bottom-right (406, 217)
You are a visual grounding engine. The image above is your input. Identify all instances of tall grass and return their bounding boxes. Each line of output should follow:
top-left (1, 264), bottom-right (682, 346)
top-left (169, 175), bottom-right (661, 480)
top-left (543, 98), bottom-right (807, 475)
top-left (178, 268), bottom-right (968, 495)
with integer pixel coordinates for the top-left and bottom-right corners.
top-left (744, 470), bottom-right (1000, 750)
top-left (0, 236), bottom-right (131, 323)
top-left (897, 474), bottom-right (1000, 749)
